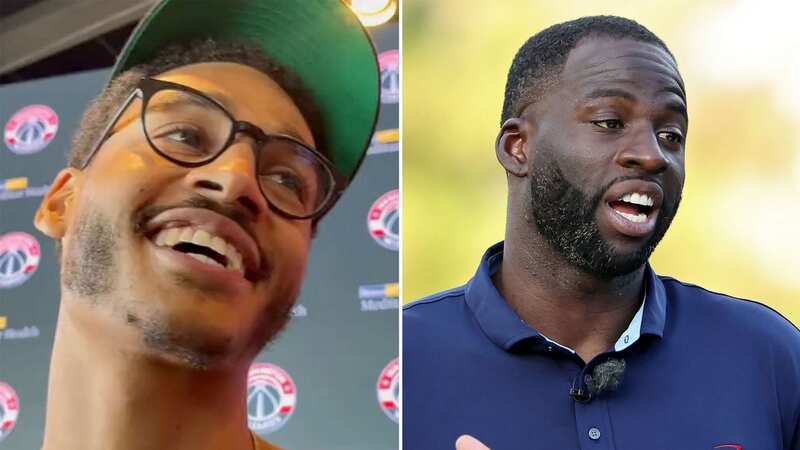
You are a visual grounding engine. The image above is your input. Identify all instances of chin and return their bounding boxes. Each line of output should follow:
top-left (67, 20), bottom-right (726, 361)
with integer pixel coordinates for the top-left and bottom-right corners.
top-left (142, 303), bottom-right (293, 371)
top-left (570, 240), bottom-right (655, 279)
top-left (139, 319), bottom-right (242, 370)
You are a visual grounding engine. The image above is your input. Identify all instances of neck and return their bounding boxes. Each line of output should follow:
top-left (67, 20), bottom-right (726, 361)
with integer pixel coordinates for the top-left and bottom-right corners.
top-left (497, 222), bottom-right (645, 363)
top-left (42, 298), bottom-right (254, 450)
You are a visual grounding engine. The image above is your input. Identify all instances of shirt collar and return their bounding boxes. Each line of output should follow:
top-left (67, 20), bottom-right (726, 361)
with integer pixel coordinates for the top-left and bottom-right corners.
top-left (464, 242), bottom-right (667, 352)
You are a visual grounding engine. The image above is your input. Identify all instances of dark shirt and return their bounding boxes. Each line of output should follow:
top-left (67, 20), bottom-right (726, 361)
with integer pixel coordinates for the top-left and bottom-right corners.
top-left (403, 242), bottom-right (800, 450)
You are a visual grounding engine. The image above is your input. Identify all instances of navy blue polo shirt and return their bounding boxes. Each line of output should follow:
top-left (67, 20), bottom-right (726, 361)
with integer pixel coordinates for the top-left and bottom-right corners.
top-left (403, 242), bottom-right (800, 450)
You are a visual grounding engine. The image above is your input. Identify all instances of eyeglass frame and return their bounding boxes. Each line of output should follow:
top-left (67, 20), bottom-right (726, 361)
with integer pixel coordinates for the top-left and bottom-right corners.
top-left (79, 77), bottom-right (345, 220)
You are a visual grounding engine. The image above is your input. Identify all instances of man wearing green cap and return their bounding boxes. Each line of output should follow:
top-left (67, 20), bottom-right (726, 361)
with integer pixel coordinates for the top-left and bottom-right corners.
top-left (31, 1), bottom-right (378, 449)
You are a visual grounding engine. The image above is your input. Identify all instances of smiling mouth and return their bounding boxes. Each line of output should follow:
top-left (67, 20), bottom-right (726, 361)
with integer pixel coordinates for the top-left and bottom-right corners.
top-left (608, 192), bottom-right (656, 224)
top-left (152, 226), bottom-right (245, 276)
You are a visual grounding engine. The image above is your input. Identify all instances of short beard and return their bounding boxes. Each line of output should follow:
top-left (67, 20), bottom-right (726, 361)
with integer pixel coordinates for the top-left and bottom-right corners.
top-left (140, 296), bottom-right (295, 370)
top-left (62, 207), bottom-right (118, 300)
top-left (528, 150), bottom-right (680, 278)
top-left (62, 197), bottom-right (293, 370)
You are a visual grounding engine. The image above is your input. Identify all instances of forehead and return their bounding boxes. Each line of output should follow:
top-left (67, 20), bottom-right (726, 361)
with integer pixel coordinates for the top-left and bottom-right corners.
top-left (153, 62), bottom-right (314, 146)
top-left (560, 37), bottom-right (685, 102)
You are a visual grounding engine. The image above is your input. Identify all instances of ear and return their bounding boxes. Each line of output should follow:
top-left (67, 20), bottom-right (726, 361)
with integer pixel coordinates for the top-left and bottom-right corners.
top-left (495, 118), bottom-right (531, 177)
top-left (34, 168), bottom-right (80, 239)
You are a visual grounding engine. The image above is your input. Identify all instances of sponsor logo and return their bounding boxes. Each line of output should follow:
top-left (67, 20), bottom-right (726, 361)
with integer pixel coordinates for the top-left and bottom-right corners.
top-left (378, 50), bottom-right (399, 104)
top-left (367, 128), bottom-right (399, 155)
top-left (367, 189), bottom-right (399, 251)
top-left (376, 358), bottom-right (399, 423)
top-left (0, 316), bottom-right (40, 342)
top-left (0, 177), bottom-right (50, 201)
top-left (247, 363), bottom-right (297, 434)
top-left (0, 232), bottom-right (41, 289)
top-left (4, 104), bottom-right (59, 154)
top-left (359, 283), bottom-right (399, 312)
top-left (0, 382), bottom-right (19, 442)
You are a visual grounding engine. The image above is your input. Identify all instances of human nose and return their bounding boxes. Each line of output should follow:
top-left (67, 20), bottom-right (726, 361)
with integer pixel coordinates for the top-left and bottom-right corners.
top-left (182, 140), bottom-right (267, 219)
top-left (615, 123), bottom-right (668, 174)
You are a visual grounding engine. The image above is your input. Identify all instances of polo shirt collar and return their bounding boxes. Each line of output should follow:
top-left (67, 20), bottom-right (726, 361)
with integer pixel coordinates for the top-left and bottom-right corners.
top-left (464, 242), bottom-right (667, 352)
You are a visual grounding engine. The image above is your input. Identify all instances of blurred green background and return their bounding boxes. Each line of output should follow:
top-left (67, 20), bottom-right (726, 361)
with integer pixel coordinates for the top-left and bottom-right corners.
top-left (402, 0), bottom-right (800, 325)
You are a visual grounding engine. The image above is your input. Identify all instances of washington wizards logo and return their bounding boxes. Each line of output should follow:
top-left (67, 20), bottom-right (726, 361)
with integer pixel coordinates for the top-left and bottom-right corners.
top-left (0, 382), bottom-right (19, 442)
top-left (376, 358), bottom-right (399, 423)
top-left (367, 189), bottom-right (399, 251)
top-left (4, 105), bottom-right (59, 154)
top-left (378, 49), bottom-right (399, 104)
top-left (0, 232), bottom-right (41, 289)
top-left (247, 363), bottom-right (297, 434)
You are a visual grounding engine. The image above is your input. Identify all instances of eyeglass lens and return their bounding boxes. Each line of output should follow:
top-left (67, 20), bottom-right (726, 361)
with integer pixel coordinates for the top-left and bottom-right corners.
top-left (142, 88), bottom-right (334, 217)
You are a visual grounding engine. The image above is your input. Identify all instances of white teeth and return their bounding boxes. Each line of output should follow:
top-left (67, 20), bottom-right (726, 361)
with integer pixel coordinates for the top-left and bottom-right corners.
top-left (179, 227), bottom-right (193, 243)
top-left (615, 210), bottom-right (648, 223)
top-left (186, 252), bottom-right (224, 268)
top-left (155, 231), bottom-right (166, 246)
top-left (152, 226), bottom-right (246, 275)
top-left (192, 229), bottom-right (212, 247)
top-left (621, 192), bottom-right (654, 207)
top-left (210, 236), bottom-right (227, 256)
top-left (163, 228), bottom-right (180, 246)
top-left (225, 244), bottom-right (243, 273)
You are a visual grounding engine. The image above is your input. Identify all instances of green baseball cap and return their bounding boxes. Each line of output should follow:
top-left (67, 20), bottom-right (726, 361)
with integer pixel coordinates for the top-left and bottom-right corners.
top-left (112, 0), bottom-right (380, 186)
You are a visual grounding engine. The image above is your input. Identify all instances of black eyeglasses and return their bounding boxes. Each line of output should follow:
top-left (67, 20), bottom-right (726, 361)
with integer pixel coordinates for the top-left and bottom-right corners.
top-left (81, 77), bottom-right (342, 220)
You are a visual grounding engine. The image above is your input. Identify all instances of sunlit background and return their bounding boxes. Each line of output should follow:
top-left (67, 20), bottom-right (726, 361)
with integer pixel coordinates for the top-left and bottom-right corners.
top-left (403, 0), bottom-right (800, 325)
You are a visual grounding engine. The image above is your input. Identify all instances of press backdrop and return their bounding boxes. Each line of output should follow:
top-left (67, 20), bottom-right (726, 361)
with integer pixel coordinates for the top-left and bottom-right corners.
top-left (0, 22), bottom-right (399, 450)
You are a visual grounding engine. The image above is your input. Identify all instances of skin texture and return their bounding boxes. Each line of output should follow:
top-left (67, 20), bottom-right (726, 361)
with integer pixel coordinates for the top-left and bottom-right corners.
top-left (35, 62), bottom-right (313, 450)
top-left (494, 37), bottom-right (687, 363)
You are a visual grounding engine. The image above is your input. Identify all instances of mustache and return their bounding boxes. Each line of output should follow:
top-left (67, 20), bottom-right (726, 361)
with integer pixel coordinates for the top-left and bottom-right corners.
top-left (135, 195), bottom-right (256, 235)
top-left (598, 175), bottom-right (664, 199)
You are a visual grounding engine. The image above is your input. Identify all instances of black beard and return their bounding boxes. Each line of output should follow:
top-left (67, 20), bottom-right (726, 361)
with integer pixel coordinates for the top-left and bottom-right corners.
top-left (62, 207), bottom-right (118, 300)
top-left (528, 150), bottom-right (681, 278)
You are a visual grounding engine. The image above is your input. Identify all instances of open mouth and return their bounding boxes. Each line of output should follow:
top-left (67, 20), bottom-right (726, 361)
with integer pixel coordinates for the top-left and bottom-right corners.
top-left (600, 179), bottom-right (665, 239)
top-left (152, 226), bottom-right (244, 276)
top-left (608, 192), bottom-right (655, 224)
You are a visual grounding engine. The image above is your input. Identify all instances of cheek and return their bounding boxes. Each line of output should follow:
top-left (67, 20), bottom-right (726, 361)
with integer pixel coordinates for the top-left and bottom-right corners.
top-left (667, 157), bottom-right (686, 193)
top-left (82, 140), bottom-right (183, 213)
top-left (536, 132), bottom-right (605, 187)
top-left (267, 222), bottom-right (312, 281)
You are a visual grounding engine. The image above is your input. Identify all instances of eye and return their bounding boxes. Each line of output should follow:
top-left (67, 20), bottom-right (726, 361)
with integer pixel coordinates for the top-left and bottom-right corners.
top-left (162, 127), bottom-right (204, 148)
top-left (657, 130), bottom-right (683, 144)
top-left (261, 170), bottom-right (307, 198)
top-left (591, 119), bottom-right (624, 129)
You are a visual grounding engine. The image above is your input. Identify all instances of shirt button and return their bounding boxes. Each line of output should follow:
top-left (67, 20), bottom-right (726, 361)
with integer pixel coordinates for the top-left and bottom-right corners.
top-left (545, 345), bottom-right (553, 352)
top-left (588, 427), bottom-right (601, 440)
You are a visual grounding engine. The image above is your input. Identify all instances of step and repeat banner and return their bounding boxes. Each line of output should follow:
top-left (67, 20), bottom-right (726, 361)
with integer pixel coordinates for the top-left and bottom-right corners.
top-left (0, 22), bottom-right (399, 450)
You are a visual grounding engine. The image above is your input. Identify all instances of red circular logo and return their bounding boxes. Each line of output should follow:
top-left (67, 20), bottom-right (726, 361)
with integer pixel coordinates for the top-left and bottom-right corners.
top-left (247, 363), bottom-right (297, 434)
top-left (0, 232), bottom-right (41, 289)
top-left (376, 358), bottom-right (399, 423)
top-left (367, 190), bottom-right (399, 251)
top-left (0, 382), bottom-right (20, 442)
top-left (378, 50), bottom-right (399, 104)
top-left (4, 105), bottom-right (59, 154)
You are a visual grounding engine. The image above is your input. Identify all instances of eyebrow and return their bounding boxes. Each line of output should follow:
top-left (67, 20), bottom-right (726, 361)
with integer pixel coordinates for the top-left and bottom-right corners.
top-left (147, 93), bottom-right (223, 113)
top-left (663, 98), bottom-right (688, 123)
top-left (272, 128), bottom-right (308, 144)
top-left (148, 89), bottom-right (312, 146)
top-left (202, 89), bottom-right (236, 110)
top-left (583, 87), bottom-right (688, 122)
top-left (583, 88), bottom-right (637, 102)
